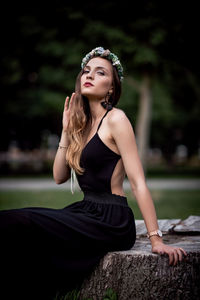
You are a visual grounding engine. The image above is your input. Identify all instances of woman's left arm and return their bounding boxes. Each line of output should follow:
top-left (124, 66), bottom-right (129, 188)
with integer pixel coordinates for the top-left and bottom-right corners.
top-left (109, 110), bottom-right (187, 265)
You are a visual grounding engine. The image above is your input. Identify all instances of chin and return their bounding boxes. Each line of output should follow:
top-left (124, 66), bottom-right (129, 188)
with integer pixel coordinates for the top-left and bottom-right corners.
top-left (82, 89), bottom-right (95, 98)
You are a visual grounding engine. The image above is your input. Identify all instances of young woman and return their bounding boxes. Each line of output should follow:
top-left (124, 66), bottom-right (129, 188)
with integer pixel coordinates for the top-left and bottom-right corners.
top-left (0, 47), bottom-right (186, 299)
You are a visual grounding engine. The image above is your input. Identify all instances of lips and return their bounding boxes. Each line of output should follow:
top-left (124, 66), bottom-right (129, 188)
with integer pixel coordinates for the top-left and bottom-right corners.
top-left (84, 82), bottom-right (94, 87)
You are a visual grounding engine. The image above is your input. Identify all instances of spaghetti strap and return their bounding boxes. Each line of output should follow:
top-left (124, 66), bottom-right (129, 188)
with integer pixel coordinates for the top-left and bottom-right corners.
top-left (97, 110), bottom-right (110, 132)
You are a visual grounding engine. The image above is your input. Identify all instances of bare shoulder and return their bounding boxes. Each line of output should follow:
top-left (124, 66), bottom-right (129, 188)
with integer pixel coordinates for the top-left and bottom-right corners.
top-left (107, 108), bottom-right (132, 132)
top-left (107, 108), bottom-right (129, 125)
top-left (106, 108), bottom-right (135, 140)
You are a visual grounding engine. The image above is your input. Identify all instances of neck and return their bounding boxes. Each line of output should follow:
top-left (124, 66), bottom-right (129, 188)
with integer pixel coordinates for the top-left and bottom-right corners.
top-left (88, 99), bottom-right (106, 122)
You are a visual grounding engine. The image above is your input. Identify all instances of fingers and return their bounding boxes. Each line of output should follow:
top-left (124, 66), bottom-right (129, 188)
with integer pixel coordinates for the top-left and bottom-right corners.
top-left (169, 247), bottom-right (187, 266)
top-left (64, 92), bottom-right (76, 110)
top-left (173, 250), bottom-right (179, 266)
top-left (68, 92), bottom-right (76, 110)
top-left (64, 96), bottom-right (69, 110)
top-left (168, 251), bottom-right (174, 265)
top-left (153, 244), bottom-right (187, 266)
top-left (179, 247), bottom-right (187, 257)
top-left (152, 244), bottom-right (187, 266)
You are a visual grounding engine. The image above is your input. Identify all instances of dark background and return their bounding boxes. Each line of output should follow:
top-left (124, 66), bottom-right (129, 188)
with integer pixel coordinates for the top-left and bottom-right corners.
top-left (1, 0), bottom-right (199, 176)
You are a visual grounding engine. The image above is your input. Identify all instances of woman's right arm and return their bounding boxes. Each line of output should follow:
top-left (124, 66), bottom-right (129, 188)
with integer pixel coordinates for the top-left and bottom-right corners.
top-left (53, 129), bottom-right (71, 184)
top-left (53, 93), bottom-right (75, 184)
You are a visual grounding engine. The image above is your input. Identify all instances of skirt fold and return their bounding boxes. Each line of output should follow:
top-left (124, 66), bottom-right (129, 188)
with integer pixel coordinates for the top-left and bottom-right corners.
top-left (0, 191), bottom-right (136, 299)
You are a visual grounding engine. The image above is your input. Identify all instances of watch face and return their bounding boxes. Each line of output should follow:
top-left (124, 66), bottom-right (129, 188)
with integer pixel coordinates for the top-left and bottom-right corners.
top-left (158, 230), bottom-right (162, 237)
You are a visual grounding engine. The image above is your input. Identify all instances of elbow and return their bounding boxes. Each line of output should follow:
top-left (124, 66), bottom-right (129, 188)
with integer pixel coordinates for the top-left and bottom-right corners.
top-left (53, 165), bottom-right (70, 184)
top-left (54, 178), bottom-right (65, 185)
top-left (54, 177), bottom-right (69, 185)
top-left (53, 173), bottom-right (69, 185)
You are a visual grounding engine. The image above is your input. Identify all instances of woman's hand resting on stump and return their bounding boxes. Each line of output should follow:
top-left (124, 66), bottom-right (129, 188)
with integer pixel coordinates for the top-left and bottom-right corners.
top-left (151, 238), bottom-right (187, 266)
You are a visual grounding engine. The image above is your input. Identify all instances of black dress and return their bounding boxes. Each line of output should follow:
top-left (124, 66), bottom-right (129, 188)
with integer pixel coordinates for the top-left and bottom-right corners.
top-left (0, 110), bottom-right (136, 299)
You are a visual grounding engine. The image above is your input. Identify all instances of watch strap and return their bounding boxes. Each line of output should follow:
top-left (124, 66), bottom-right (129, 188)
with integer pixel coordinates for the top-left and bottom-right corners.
top-left (147, 229), bottom-right (162, 239)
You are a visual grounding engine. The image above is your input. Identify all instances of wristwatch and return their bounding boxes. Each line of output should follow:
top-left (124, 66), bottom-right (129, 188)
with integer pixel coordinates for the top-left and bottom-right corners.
top-left (147, 229), bottom-right (162, 239)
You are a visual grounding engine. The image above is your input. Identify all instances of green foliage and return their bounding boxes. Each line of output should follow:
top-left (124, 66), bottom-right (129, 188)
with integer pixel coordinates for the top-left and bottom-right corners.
top-left (118, 78), bottom-right (139, 124)
top-left (133, 45), bottom-right (159, 66)
top-left (55, 289), bottom-right (80, 300)
top-left (1, 1), bottom-right (199, 157)
top-left (103, 288), bottom-right (118, 300)
top-left (54, 287), bottom-right (117, 300)
top-left (152, 80), bottom-right (175, 124)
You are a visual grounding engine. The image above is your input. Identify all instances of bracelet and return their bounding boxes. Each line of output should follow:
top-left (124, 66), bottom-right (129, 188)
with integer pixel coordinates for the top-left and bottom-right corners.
top-left (58, 142), bottom-right (68, 149)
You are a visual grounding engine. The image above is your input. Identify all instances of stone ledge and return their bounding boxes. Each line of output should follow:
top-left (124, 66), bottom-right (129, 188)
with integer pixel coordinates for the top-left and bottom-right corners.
top-left (80, 216), bottom-right (200, 300)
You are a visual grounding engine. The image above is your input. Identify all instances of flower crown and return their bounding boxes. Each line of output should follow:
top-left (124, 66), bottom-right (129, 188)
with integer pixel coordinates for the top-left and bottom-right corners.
top-left (81, 46), bottom-right (123, 82)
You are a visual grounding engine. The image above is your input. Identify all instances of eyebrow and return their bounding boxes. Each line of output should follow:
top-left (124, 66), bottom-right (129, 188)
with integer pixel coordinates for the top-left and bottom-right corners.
top-left (84, 65), bottom-right (108, 72)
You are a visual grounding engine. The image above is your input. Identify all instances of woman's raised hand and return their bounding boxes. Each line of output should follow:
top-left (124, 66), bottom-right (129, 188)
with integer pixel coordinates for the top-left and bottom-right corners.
top-left (62, 92), bottom-right (76, 132)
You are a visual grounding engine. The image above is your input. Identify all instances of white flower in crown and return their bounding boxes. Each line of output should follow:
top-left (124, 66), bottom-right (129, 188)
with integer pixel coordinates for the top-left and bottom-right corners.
top-left (96, 47), bottom-right (105, 54)
top-left (112, 59), bottom-right (120, 66)
top-left (90, 49), bottom-right (96, 56)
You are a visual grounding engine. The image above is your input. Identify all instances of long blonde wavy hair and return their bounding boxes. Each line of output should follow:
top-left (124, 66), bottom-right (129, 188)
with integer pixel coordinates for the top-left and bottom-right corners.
top-left (66, 64), bottom-right (121, 175)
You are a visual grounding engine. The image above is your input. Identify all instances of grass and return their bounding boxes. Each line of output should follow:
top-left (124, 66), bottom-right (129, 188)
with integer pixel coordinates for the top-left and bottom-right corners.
top-left (126, 189), bottom-right (200, 219)
top-left (0, 189), bottom-right (199, 219)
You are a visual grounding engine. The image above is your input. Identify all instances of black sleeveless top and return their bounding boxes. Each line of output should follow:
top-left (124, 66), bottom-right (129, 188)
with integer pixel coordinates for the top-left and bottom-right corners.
top-left (77, 110), bottom-right (121, 193)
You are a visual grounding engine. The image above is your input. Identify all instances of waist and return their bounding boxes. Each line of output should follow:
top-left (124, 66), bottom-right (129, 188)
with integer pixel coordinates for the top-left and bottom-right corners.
top-left (83, 191), bottom-right (128, 207)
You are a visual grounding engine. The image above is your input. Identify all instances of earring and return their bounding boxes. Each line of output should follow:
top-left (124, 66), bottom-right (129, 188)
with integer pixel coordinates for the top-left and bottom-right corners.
top-left (101, 92), bottom-right (113, 111)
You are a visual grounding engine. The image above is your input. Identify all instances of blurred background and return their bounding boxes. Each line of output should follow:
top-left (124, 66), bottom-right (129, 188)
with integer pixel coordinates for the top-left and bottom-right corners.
top-left (0, 1), bottom-right (199, 218)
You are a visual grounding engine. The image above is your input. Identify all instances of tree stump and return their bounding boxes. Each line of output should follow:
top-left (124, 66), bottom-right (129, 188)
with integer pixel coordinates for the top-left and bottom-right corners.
top-left (80, 216), bottom-right (200, 300)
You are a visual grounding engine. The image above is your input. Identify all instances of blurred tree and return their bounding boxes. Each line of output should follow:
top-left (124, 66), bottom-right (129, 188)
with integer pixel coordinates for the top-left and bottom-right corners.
top-left (0, 1), bottom-right (199, 169)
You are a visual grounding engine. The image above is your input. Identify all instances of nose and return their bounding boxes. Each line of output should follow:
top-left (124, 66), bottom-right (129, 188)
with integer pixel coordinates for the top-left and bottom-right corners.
top-left (86, 71), bottom-right (94, 80)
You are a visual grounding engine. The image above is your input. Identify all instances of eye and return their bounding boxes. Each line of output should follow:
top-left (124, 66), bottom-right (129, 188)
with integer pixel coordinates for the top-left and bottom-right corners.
top-left (83, 69), bottom-right (89, 74)
top-left (97, 71), bottom-right (105, 75)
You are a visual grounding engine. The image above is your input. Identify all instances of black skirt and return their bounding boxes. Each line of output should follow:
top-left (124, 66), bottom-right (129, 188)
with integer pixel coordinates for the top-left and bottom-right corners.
top-left (0, 191), bottom-right (136, 299)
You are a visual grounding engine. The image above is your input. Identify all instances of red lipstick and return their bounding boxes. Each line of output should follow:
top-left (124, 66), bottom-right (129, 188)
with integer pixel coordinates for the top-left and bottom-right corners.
top-left (84, 82), bottom-right (94, 87)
